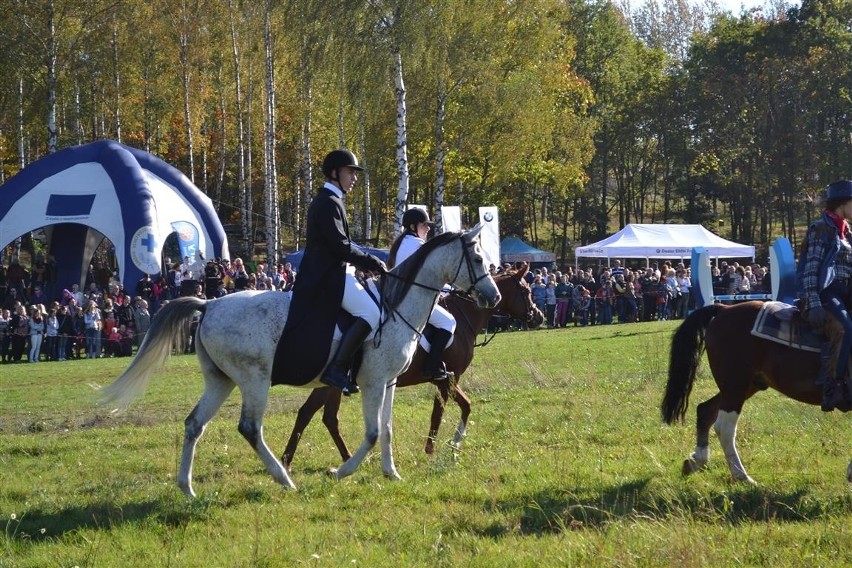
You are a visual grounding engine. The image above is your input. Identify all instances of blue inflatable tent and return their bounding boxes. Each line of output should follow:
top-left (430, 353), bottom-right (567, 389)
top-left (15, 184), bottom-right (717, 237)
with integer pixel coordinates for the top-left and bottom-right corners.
top-left (0, 140), bottom-right (229, 293)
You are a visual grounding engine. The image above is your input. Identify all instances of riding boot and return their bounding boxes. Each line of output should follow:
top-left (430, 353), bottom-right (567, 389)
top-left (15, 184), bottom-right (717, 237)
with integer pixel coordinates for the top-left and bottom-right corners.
top-left (823, 378), bottom-right (852, 412)
top-left (321, 318), bottom-right (372, 396)
top-left (423, 328), bottom-right (454, 381)
top-left (822, 378), bottom-right (838, 412)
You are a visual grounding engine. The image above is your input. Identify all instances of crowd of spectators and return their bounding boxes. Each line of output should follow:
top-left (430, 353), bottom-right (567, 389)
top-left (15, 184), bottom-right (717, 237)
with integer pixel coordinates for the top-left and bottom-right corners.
top-left (0, 254), bottom-right (299, 364)
top-left (1, 250), bottom-right (771, 363)
top-left (490, 258), bottom-right (770, 329)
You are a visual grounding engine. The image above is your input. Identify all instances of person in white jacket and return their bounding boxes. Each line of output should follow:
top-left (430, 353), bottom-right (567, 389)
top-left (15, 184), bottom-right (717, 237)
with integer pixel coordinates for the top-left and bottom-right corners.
top-left (387, 207), bottom-right (456, 380)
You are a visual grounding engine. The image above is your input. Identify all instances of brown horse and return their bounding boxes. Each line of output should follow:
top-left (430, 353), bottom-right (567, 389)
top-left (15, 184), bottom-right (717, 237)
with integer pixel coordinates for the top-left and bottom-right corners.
top-left (662, 301), bottom-right (852, 483)
top-left (281, 264), bottom-right (544, 468)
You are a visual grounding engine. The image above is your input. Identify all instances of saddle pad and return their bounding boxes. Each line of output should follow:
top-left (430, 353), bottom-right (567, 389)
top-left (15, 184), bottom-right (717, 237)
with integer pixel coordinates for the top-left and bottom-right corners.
top-left (418, 323), bottom-right (454, 353)
top-left (750, 301), bottom-right (821, 353)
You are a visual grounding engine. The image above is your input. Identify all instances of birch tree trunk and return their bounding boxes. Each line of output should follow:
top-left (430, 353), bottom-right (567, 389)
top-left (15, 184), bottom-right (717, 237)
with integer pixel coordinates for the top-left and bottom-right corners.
top-left (176, 0), bottom-right (195, 184)
top-left (434, 84), bottom-right (447, 232)
top-left (74, 80), bottom-right (83, 145)
top-left (263, 2), bottom-right (280, 263)
top-left (179, 30), bottom-right (195, 182)
top-left (299, 75), bottom-right (312, 251)
top-left (246, 60), bottom-right (255, 258)
top-left (18, 77), bottom-right (25, 168)
top-left (392, 49), bottom-right (410, 236)
top-left (46, 1), bottom-right (57, 154)
top-left (227, 0), bottom-right (250, 258)
top-left (111, 22), bottom-right (121, 142)
top-left (358, 102), bottom-right (371, 242)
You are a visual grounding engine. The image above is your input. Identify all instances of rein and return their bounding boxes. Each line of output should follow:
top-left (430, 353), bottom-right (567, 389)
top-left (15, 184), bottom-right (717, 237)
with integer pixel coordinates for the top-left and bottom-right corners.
top-left (444, 289), bottom-right (499, 348)
top-left (373, 233), bottom-right (487, 346)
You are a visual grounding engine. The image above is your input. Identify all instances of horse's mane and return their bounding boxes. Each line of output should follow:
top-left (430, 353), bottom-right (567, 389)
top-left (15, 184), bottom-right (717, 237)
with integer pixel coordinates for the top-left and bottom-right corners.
top-left (382, 231), bottom-right (462, 313)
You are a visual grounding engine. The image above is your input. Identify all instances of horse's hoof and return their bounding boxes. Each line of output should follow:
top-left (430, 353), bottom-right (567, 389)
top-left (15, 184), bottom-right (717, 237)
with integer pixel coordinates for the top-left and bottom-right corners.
top-left (382, 469), bottom-right (402, 481)
top-left (682, 458), bottom-right (699, 476)
top-left (424, 442), bottom-right (435, 455)
top-left (733, 474), bottom-right (757, 485)
top-left (178, 483), bottom-right (196, 498)
top-left (846, 461), bottom-right (852, 483)
top-left (327, 467), bottom-right (340, 480)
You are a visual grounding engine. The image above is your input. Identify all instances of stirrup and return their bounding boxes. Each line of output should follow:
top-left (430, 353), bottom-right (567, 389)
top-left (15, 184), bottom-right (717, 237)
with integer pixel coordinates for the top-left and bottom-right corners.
top-left (425, 362), bottom-right (454, 382)
top-left (321, 366), bottom-right (359, 395)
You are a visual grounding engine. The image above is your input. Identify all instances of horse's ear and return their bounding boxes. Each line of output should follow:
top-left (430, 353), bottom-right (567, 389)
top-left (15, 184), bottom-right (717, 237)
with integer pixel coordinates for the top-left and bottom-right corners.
top-left (516, 262), bottom-right (529, 279)
top-left (466, 223), bottom-right (484, 239)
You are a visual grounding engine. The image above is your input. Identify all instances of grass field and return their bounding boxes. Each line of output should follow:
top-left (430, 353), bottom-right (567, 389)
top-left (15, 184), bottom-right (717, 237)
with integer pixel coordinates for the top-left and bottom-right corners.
top-left (1, 321), bottom-right (851, 567)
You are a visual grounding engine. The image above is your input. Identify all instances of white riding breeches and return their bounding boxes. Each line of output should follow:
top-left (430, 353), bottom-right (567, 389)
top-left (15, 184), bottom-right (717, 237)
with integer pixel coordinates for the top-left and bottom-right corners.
top-left (342, 269), bottom-right (381, 330)
top-left (429, 303), bottom-right (456, 333)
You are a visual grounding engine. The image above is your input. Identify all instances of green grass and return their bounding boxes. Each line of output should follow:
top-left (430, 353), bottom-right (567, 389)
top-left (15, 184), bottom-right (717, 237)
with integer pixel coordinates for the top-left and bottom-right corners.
top-left (1, 322), bottom-right (851, 567)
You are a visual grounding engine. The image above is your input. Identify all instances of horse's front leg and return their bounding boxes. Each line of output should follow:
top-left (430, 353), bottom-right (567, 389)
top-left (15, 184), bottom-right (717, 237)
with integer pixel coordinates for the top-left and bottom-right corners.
top-left (380, 381), bottom-right (401, 480)
top-left (330, 378), bottom-right (384, 480)
top-left (847, 459), bottom-right (852, 483)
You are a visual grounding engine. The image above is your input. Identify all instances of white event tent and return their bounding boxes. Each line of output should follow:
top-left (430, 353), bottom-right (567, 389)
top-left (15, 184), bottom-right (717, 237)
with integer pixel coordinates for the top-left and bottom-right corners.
top-left (574, 224), bottom-right (754, 265)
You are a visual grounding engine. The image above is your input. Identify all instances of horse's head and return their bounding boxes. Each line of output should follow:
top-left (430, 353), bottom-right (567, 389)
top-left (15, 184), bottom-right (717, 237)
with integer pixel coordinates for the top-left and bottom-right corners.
top-left (454, 225), bottom-right (501, 309)
top-left (495, 263), bottom-right (544, 328)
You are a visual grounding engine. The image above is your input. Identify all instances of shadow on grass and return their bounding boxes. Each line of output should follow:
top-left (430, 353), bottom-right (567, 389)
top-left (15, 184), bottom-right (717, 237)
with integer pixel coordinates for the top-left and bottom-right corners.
top-left (7, 495), bottom-right (220, 542)
top-left (477, 478), bottom-right (851, 536)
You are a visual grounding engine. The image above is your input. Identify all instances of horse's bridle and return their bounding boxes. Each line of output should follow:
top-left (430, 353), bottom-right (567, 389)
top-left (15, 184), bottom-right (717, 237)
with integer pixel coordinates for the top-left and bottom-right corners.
top-left (493, 278), bottom-right (538, 324)
top-left (383, 233), bottom-right (491, 297)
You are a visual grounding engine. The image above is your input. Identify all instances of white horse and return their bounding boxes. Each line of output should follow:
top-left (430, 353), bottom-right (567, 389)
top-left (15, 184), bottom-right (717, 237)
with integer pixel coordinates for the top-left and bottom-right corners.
top-left (101, 227), bottom-right (500, 496)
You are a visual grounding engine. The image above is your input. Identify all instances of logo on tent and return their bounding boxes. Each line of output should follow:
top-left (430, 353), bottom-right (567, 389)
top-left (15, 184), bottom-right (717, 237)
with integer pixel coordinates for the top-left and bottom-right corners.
top-left (45, 194), bottom-right (96, 219)
top-left (130, 225), bottom-right (162, 275)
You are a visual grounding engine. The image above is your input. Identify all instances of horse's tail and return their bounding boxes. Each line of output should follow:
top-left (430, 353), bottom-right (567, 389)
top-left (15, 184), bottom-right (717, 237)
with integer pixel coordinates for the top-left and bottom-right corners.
top-left (661, 304), bottom-right (724, 425)
top-left (100, 296), bottom-right (207, 410)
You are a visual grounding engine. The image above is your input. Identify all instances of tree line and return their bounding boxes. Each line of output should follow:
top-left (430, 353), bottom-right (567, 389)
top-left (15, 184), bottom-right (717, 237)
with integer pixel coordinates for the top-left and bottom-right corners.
top-left (0, 0), bottom-right (849, 262)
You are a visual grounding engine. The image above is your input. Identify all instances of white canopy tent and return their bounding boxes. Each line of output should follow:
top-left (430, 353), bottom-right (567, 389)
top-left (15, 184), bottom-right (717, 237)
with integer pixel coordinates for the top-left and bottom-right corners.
top-left (574, 224), bottom-right (754, 265)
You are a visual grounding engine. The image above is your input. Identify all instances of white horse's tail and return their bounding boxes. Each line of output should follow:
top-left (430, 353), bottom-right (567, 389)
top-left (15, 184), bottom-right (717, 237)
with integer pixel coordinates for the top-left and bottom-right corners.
top-left (100, 296), bottom-right (208, 410)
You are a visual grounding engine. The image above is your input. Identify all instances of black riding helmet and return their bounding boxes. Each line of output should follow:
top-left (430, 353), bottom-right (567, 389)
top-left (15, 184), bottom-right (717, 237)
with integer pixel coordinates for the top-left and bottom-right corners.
top-left (402, 207), bottom-right (430, 232)
top-left (322, 149), bottom-right (363, 181)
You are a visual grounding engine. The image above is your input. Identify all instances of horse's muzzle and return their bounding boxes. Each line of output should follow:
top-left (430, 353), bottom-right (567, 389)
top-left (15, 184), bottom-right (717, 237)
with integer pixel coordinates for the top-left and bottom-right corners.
top-left (475, 290), bottom-right (501, 309)
top-left (528, 308), bottom-right (545, 328)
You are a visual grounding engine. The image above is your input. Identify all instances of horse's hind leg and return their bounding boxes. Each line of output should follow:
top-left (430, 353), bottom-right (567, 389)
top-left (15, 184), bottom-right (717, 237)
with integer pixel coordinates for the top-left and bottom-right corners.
top-left (683, 394), bottom-right (720, 476)
top-left (238, 383), bottom-right (297, 491)
top-left (281, 388), bottom-right (347, 469)
top-left (450, 384), bottom-right (472, 451)
top-left (178, 364), bottom-right (235, 497)
top-left (425, 382), bottom-right (451, 455)
top-left (714, 409), bottom-right (755, 483)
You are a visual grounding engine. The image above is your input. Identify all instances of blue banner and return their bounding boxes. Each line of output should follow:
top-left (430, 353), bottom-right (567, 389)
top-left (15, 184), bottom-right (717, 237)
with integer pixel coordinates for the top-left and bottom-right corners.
top-left (171, 221), bottom-right (200, 263)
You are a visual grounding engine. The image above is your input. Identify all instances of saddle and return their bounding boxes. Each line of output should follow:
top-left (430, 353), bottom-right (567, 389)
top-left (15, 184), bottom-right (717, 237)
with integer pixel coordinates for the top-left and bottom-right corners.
top-left (752, 301), bottom-right (852, 400)
top-left (751, 301), bottom-right (821, 353)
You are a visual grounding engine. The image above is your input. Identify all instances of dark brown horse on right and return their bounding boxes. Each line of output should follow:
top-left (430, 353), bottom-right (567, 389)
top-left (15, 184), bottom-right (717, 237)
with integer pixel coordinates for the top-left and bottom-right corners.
top-left (281, 265), bottom-right (544, 468)
top-left (662, 301), bottom-right (852, 484)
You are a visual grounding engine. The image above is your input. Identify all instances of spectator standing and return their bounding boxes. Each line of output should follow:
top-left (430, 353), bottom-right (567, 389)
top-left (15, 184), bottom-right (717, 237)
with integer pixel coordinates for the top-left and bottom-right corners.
top-left (544, 277), bottom-right (557, 328)
top-left (57, 305), bottom-right (73, 361)
top-left (674, 269), bottom-right (691, 318)
top-left (84, 301), bottom-right (102, 358)
top-left (10, 304), bottom-right (28, 362)
top-left (0, 308), bottom-right (9, 362)
top-left (596, 279), bottom-right (616, 324)
top-left (554, 274), bottom-right (573, 327)
top-left (28, 306), bottom-right (45, 362)
top-left (530, 275), bottom-right (547, 316)
top-left (136, 273), bottom-right (154, 304)
top-left (45, 307), bottom-right (59, 361)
